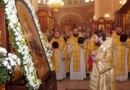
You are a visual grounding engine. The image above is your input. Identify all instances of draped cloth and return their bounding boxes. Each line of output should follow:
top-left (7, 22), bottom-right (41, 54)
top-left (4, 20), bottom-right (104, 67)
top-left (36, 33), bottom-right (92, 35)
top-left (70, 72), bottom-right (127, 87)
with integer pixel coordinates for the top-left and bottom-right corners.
top-left (63, 36), bottom-right (80, 72)
top-left (113, 43), bottom-right (129, 82)
top-left (86, 37), bottom-right (98, 73)
top-left (69, 45), bottom-right (86, 80)
top-left (126, 38), bottom-right (130, 72)
top-left (63, 36), bottom-right (86, 80)
top-left (111, 31), bottom-right (120, 45)
top-left (90, 38), bottom-right (116, 90)
top-left (50, 36), bottom-right (66, 80)
top-left (52, 49), bottom-right (66, 80)
top-left (112, 32), bottom-right (129, 81)
top-left (63, 36), bottom-right (77, 72)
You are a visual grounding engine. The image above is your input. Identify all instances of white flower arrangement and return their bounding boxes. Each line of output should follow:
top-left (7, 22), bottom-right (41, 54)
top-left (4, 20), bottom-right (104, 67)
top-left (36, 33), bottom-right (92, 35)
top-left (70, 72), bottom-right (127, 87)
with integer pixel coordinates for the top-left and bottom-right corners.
top-left (0, 47), bottom-right (7, 56)
top-left (0, 47), bottom-right (20, 84)
top-left (2, 0), bottom-right (52, 89)
top-left (3, 53), bottom-right (21, 72)
top-left (2, 0), bottom-right (40, 89)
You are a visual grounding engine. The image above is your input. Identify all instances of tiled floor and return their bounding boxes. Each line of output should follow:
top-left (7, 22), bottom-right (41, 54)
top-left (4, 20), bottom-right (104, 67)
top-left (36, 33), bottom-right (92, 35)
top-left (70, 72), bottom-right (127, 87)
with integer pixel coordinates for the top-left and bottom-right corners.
top-left (57, 79), bottom-right (130, 90)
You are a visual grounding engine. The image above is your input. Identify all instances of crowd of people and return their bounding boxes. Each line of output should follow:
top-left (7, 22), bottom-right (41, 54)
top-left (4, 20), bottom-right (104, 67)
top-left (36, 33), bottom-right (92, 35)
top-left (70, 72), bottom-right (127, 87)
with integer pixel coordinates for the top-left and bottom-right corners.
top-left (43, 26), bottom-right (130, 89)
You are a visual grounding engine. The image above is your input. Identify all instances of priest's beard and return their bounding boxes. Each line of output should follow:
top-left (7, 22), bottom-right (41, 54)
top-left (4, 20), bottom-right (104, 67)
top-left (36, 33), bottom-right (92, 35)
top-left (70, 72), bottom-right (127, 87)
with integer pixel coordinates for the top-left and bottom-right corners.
top-left (73, 33), bottom-right (79, 37)
top-left (95, 40), bottom-right (101, 46)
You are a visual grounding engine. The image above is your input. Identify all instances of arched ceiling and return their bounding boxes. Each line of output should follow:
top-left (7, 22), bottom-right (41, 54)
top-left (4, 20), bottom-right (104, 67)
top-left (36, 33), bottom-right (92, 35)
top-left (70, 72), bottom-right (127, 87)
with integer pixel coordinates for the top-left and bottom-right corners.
top-left (58, 13), bottom-right (82, 25)
top-left (55, 2), bottom-right (94, 26)
top-left (38, 0), bottom-right (94, 28)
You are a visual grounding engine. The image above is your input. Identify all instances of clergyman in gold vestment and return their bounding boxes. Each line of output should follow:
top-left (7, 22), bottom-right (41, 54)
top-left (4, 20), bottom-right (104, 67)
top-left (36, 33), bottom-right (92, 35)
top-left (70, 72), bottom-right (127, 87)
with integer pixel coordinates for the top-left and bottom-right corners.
top-left (49, 30), bottom-right (66, 80)
top-left (90, 30), bottom-right (116, 90)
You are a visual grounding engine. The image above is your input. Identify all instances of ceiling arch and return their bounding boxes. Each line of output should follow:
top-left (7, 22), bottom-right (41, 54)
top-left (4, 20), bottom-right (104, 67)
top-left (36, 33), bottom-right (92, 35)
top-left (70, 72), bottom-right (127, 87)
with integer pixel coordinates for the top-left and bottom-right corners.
top-left (83, 9), bottom-right (94, 18)
top-left (57, 12), bottom-right (83, 24)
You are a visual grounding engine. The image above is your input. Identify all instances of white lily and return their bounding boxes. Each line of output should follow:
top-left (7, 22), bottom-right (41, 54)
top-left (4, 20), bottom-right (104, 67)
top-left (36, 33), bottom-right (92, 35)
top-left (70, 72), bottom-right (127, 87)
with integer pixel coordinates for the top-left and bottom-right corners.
top-left (3, 60), bottom-right (8, 67)
top-left (10, 60), bottom-right (16, 66)
top-left (7, 65), bottom-right (11, 70)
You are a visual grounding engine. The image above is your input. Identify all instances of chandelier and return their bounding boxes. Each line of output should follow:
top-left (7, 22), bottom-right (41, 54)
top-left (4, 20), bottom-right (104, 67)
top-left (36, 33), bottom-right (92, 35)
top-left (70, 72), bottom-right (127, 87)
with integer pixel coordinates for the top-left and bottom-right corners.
top-left (47, 0), bottom-right (64, 12)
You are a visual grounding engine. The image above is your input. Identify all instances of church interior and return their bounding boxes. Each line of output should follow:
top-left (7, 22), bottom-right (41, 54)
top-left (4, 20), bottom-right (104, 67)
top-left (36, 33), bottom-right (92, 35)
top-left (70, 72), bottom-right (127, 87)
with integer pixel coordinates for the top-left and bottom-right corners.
top-left (0, 0), bottom-right (130, 90)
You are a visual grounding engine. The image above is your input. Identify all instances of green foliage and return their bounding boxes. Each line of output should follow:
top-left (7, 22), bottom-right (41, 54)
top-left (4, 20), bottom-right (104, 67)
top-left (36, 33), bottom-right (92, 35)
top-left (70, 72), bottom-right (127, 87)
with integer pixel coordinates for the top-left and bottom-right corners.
top-left (26, 83), bottom-right (34, 90)
top-left (1, 0), bottom-right (5, 8)
top-left (0, 65), bottom-right (10, 84)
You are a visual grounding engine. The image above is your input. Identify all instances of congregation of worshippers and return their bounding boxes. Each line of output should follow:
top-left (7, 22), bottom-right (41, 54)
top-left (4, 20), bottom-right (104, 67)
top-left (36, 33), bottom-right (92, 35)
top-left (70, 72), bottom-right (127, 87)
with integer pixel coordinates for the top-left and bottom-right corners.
top-left (45, 26), bottom-right (130, 82)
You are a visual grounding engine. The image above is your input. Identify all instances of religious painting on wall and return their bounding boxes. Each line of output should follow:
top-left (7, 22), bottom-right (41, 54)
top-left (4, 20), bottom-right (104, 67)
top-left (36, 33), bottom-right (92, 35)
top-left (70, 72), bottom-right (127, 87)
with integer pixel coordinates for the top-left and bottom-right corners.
top-left (65, 26), bottom-right (71, 34)
top-left (98, 17), bottom-right (105, 30)
top-left (123, 10), bottom-right (130, 34)
top-left (98, 17), bottom-right (105, 23)
top-left (106, 24), bottom-right (111, 30)
top-left (15, 0), bottom-right (50, 79)
top-left (99, 24), bottom-right (105, 30)
top-left (48, 9), bottom-right (54, 32)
